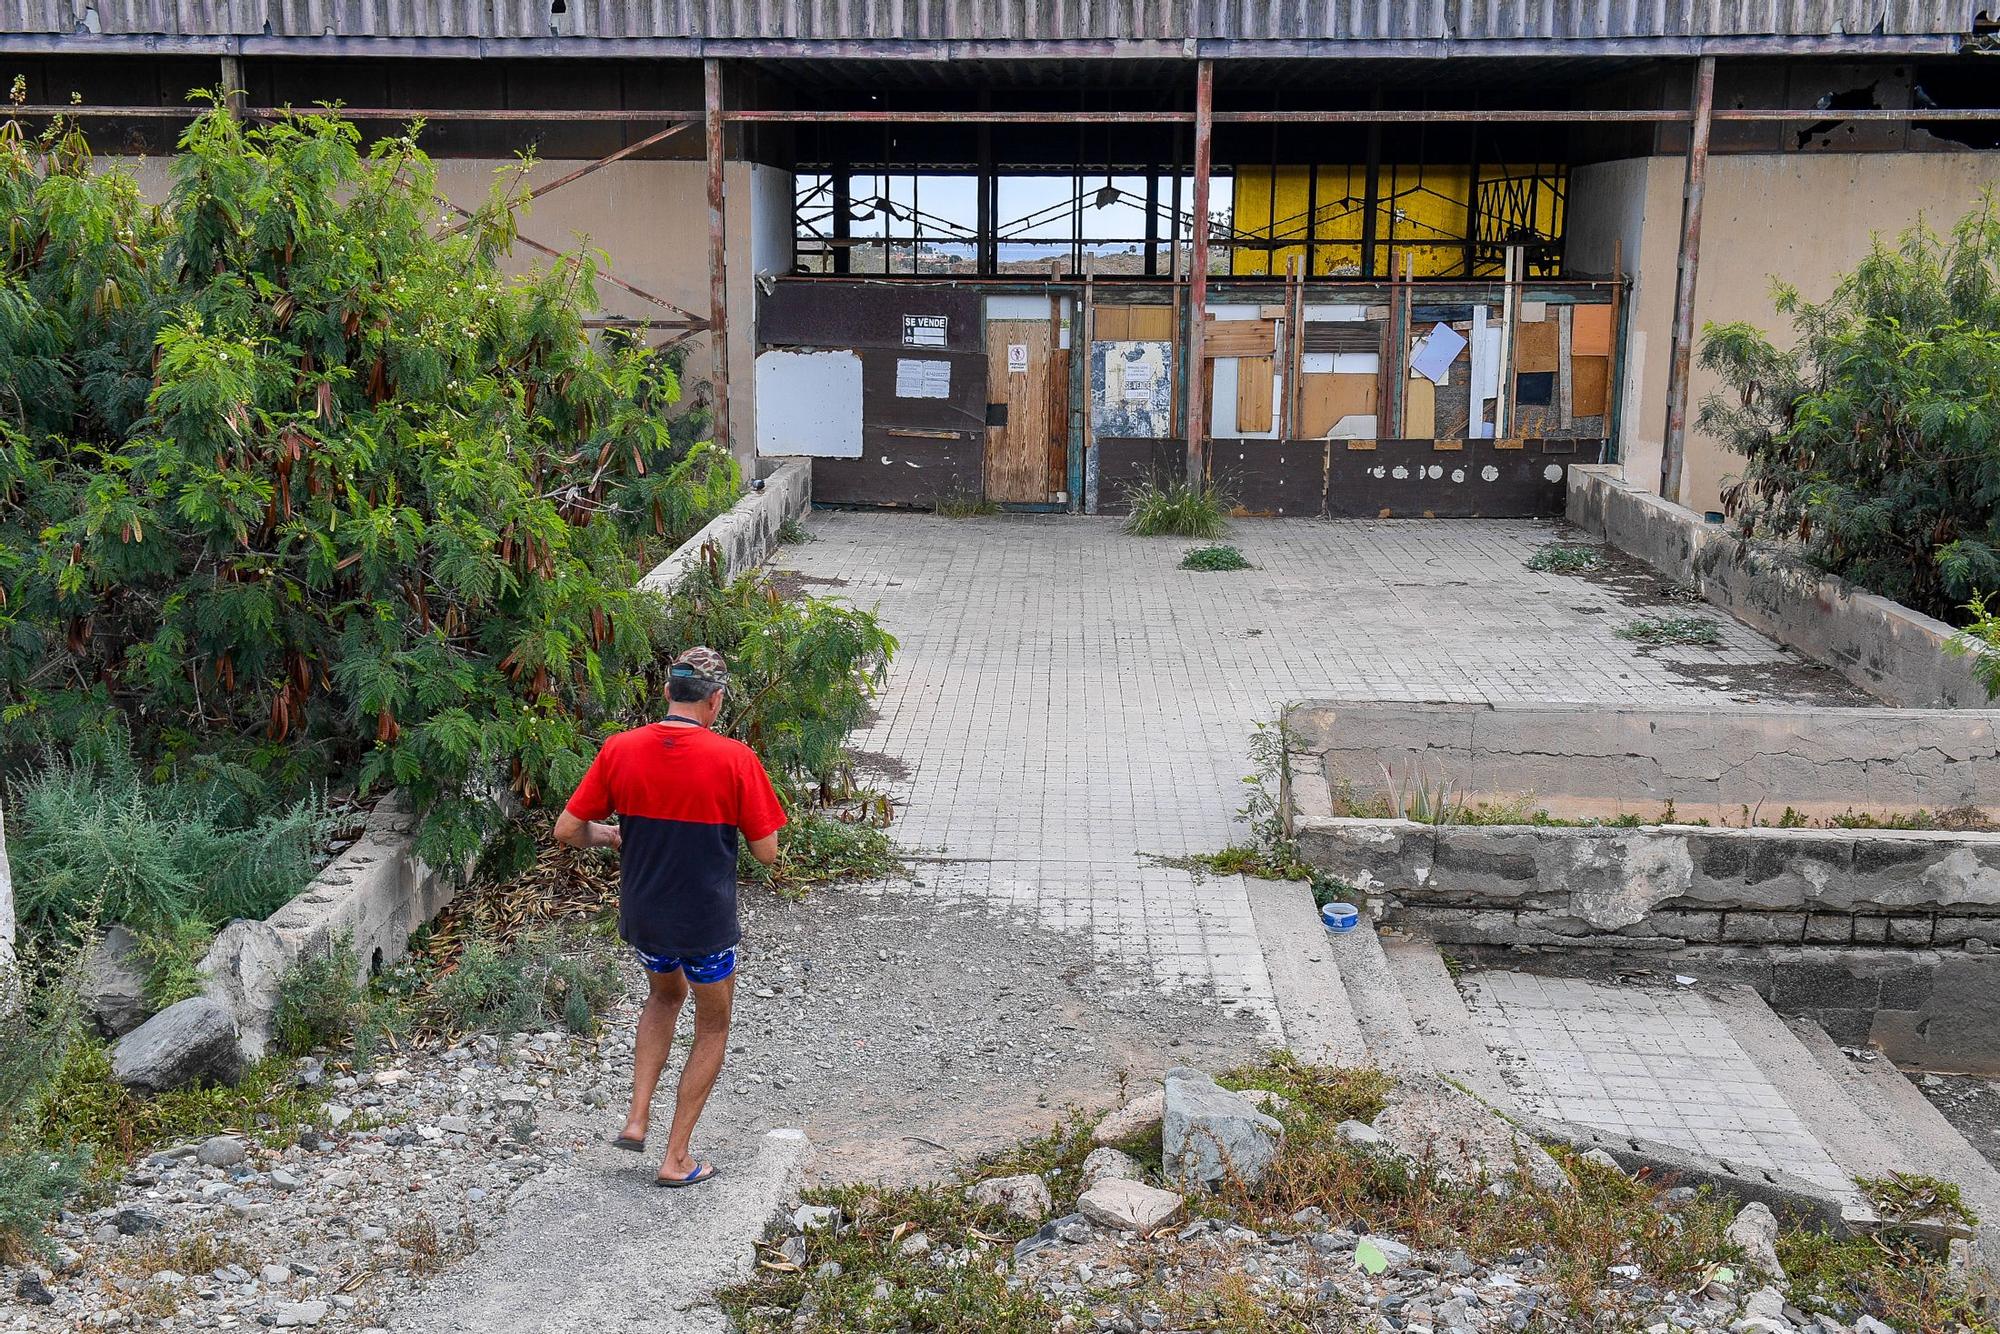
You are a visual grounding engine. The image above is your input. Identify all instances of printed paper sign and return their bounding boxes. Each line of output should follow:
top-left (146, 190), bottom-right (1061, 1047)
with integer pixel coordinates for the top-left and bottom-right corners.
top-left (902, 315), bottom-right (949, 348)
top-left (895, 358), bottom-right (952, 399)
top-left (1007, 343), bottom-right (1029, 373)
top-left (1122, 364), bottom-right (1155, 400)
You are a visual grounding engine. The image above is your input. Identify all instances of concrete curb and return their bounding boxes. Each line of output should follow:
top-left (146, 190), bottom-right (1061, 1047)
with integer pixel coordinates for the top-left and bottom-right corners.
top-left (1567, 464), bottom-right (1992, 709)
top-left (640, 459), bottom-right (811, 593)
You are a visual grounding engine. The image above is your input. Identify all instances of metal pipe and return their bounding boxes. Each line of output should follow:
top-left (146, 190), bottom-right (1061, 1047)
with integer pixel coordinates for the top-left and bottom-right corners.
top-left (705, 57), bottom-right (731, 460)
top-left (1661, 55), bottom-right (1715, 505)
top-left (1185, 59), bottom-right (1213, 480)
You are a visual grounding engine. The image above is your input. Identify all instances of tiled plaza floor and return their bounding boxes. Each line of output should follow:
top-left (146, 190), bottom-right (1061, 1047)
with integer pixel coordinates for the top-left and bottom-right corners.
top-left (1459, 972), bottom-right (1851, 1191)
top-left (775, 512), bottom-right (1857, 1026)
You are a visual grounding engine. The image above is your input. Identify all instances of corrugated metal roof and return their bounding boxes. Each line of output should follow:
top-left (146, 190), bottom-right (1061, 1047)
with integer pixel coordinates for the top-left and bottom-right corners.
top-left (0, 0), bottom-right (1981, 44)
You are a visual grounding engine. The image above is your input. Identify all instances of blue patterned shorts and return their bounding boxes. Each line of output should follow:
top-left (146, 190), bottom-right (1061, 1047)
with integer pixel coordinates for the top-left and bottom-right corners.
top-left (634, 947), bottom-right (737, 985)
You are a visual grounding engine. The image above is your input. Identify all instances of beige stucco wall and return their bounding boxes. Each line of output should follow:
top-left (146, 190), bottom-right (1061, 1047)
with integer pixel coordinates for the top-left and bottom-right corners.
top-left (115, 155), bottom-right (787, 475)
top-left (1569, 150), bottom-right (2000, 517)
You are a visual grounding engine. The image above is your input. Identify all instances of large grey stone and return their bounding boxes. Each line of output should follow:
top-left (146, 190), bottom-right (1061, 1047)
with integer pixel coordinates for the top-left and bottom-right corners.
top-left (111, 997), bottom-right (243, 1092)
top-left (1161, 1067), bottom-right (1284, 1190)
top-left (199, 918), bottom-right (292, 1062)
top-left (1371, 1076), bottom-right (1569, 1194)
top-left (1079, 1146), bottom-right (1144, 1192)
top-left (83, 925), bottom-right (154, 1036)
top-left (1076, 1178), bottom-right (1183, 1234)
top-left (964, 1173), bottom-right (1051, 1223)
top-left (1091, 1089), bottom-right (1164, 1147)
top-left (1725, 1202), bottom-right (1786, 1284)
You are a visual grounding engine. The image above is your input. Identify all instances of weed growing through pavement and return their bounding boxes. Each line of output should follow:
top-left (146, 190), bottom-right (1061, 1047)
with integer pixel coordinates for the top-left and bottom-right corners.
top-left (1180, 544), bottom-right (1254, 571)
top-left (1525, 542), bottom-right (1605, 574)
top-left (1616, 614), bottom-right (1724, 646)
top-left (932, 490), bottom-right (999, 518)
top-left (776, 518), bottom-right (814, 544)
top-left (1123, 477), bottom-right (1233, 539)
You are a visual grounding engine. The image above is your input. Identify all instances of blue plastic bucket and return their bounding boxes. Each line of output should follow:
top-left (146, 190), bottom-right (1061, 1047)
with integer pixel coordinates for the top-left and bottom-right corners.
top-left (1321, 901), bottom-right (1360, 934)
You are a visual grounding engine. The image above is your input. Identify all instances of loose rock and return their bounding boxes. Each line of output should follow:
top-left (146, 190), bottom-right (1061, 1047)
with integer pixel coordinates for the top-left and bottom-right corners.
top-left (1162, 1067), bottom-right (1283, 1190)
top-left (110, 996), bottom-right (243, 1092)
top-left (1092, 1089), bottom-right (1165, 1147)
top-left (1725, 1202), bottom-right (1786, 1284)
top-left (1080, 1146), bottom-right (1144, 1191)
top-left (82, 924), bottom-right (152, 1037)
top-left (1077, 1178), bottom-right (1184, 1234)
top-left (965, 1172), bottom-right (1052, 1223)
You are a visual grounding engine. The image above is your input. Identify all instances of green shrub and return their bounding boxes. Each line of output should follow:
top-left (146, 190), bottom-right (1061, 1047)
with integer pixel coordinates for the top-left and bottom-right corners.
top-left (775, 518), bottom-right (814, 545)
top-left (1123, 477), bottom-right (1232, 538)
top-left (655, 551), bottom-right (897, 808)
top-left (0, 1141), bottom-right (89, 1264)
top-left (1179, 544), bottom-right (1253, 571)
top-left (0, 103), bottom-right (737, 870)
top-left (5, 734), bottom-right (333, 949)
top-left (1949, 592), bottom-right (2000, 698)
top-left (1526, 542), bottom-right (1604, 574)
top-left (0, 938), bottom-right (90, 1260)
top-left (748, 809), bottom-right (901, 893)
top-left (1698, 193), bottom-right (2000, 625)
top-left (273, 944), bottom-right (363, 1058)
top-left (426, 931), bottom-right (622, 1039)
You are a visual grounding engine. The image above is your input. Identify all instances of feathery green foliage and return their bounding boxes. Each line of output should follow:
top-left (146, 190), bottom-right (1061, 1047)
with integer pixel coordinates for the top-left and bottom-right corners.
top-left (1124, 476), bottom-right (1232, 538)
top-left (0, 99), bottom-right (737, 870)
top-left (1698, 193), bottom-right (2000, 626)
top-left (0, 937), bottom-right (92, 1262)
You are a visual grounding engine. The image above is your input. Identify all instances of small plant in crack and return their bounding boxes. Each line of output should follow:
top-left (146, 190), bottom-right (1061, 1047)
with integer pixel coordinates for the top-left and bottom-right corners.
top-left (1616, 615), bottom-right (1724, 646)
top-left (1525, 542), bottom-right (1605, 574)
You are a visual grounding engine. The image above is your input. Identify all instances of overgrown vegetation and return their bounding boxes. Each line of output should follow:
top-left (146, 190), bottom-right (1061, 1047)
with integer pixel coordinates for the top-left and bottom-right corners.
top-left (1123, 477), bottom-right (1232, 539)
top-left (1951, 593), bottom-right (2000, 699)
top-left (0, 943), bottom-right (91, 1262)
top-left (1779, 1226), bottom-right (1994, 1332)
top-left (1161, 722), bottom-right (1355, 908)
top-left (1699, 193), bottom-right (2000, 630)
top-left (1180, 544), bottom-right (1254, 571)
top-left (0, 95), bottom-right (738, 877)
top-left (720, 1055), bottom-right (1836, 1332)
top-left (1616, 615), bottom-right (1724, 646)
top-left (1525, 542), bottom-right (1605, 574)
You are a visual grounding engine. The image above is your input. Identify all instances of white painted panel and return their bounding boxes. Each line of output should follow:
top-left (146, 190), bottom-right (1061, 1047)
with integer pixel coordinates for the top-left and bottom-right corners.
top-left (1329, 414), bottom-right (1377, 439)
top-left (1208, 303), bottom-right (1262, 320)
top-left (1332, 352), bottom-right (1379, 375)
top-left (1300, 352), bottom-right (1335, 374)
top-left (1302, 303), bottom-right (1368, 321)
top-left (754, 349), bottom-right (862, 458)
top-left (985, 294), bottom-right (1052, 320)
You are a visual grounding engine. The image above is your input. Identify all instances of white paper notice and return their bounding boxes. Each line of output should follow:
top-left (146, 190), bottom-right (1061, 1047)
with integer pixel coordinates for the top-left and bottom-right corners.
top-left (1408, 322), bottom-right (1467, 385)
top-left (895, 358), bottom-right (952, 399)
top-left (1123, 364), bottom-right (1155, 400)
top-left (902, 315), bottom-right (948, 348)
top-left (1007, 343), bottom-right (1029, 373)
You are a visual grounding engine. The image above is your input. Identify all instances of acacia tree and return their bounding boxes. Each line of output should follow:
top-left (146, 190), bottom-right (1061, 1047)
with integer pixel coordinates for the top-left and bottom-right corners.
top-left (0, 99), bottom-right (738, 864)
top-left (1698, 193), bottom-right (2000, 624)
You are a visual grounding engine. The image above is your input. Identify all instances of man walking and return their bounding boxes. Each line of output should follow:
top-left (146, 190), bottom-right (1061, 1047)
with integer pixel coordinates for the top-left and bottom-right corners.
top-left (553, 646), bottom-right (785, 1188)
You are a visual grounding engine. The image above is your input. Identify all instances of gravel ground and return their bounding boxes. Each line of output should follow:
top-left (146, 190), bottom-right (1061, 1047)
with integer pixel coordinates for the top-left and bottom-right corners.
top-left (1915, 1073), bottom-right (2000, 1174)
top-left (3, 883), bottom-right (1263, 1331)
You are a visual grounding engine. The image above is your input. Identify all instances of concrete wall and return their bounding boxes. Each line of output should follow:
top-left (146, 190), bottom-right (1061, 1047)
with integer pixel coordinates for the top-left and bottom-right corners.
top-left (1565, 150), bottom-right (2000, 515)
top-left (1285, 700), bottom-right (2000, 824)
top-left (639, 458), bottom-right (811, 593)
top-left (115, 154), bottom-right (791, 479)
top-left (1569, 464), bottom-right (1993, 708)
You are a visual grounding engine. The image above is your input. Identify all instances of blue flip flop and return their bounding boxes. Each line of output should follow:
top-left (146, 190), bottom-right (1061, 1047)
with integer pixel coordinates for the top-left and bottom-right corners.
top-left (654, 1161), bottom-right (718, 1188)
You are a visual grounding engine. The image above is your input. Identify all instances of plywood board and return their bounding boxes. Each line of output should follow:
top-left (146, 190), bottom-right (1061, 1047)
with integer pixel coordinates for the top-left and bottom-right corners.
top-left (1404, 376), bottom-right (1437, 438)
top-left (1094, 305), bottom-right (1174, 342)
top-left (985, 319), bottom-right (1055, 503)
top-left (1203, 319), bottom-right (1278, 358)
top-left (1571, 355), bottom-right (1610, 417)
top-left (1236, 356), bottom-right (1275, 434)
top-left (1300, 373), bottom-right (1376, 438)
top-left (1572, 304), bottom-right (1613, 357)
top-left (1516, 320), bottom-right (1559, 374)
top-left (755, 349), bottom-right (863, 458)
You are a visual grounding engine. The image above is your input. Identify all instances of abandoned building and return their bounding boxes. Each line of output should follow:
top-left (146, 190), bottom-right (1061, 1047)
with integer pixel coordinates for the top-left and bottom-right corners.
top-left (5, 4), bottom-right (1998, 518)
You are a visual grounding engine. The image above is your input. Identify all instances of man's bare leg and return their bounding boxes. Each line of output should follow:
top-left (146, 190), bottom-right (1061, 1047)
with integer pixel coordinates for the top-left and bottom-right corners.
top-left (658, 974), bottom-right (734, 1180)
top-left (621, 968), bottom-right (688, 1143)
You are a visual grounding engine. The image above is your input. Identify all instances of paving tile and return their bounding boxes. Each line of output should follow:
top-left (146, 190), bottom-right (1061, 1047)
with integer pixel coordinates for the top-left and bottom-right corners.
top-left (777, 513), bottom-right (1849, 1040)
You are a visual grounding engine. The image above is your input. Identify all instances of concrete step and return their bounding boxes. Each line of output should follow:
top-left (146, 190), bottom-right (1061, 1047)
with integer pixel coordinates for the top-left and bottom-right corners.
top-left (391, 1126), bottom-right (811, 1333)
top-left (1377, 936), bottom-right (1520, 1114)
top-left (1781, 1013), bottom-right (2000, 1268)
top-left (1243, 876), bottom-right (1369, 1066)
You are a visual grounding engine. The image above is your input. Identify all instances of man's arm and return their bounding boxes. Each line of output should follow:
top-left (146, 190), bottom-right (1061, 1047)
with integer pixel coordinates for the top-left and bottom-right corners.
top-left (745, 832), bottom-right (778, 866)
top-left (553, 808), bottom-right (622, 850)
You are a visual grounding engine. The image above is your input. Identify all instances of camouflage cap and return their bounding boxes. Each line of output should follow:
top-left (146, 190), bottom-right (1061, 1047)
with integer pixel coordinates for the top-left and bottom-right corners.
top-left (669, 645), bottom-right (729, 687)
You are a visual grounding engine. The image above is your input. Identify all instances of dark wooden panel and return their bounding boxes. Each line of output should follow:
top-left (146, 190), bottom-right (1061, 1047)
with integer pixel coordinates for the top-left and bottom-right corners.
top-left (860, 348), bottom-right (988, 435)
top-left (1094, 438), bottom-right (1185, 516)
top-left (811, 425), bottom-right (983, 507)
top-left (1300, 322), bottom-right (1381, 354)
top-left (759, 281), bottom-right (983, 353)
top-left (1212, 440), bottom-right (1326, 517)
top-left (1325, 439), bottom-right (1608, 519)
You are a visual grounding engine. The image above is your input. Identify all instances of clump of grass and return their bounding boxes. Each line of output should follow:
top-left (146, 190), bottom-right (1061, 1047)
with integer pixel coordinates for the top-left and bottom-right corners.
top-left (748, 809), bottom-right (903, 896)
top-left (1180, 543), bottom-right (1253, 571)
top-left (1526, 542), bottom-right (1605, 574)
top-left (1780, 1227), bottom-right (1996, 1332)
top-left (273, 942), bottom-right (363, 1058)
top-left (1617, 614), bottom-right (1723, 646)
top-left (1124, 477), bottom-right (1232, 539)
top-left (1857, 1172), bottom-right (1979, 1228)
top-left (931, 490), bottom-right (997, 518)
top-left (776, 518), bottom-right (814, 544)
top-left (428, 932), bottom-right (622, 1040)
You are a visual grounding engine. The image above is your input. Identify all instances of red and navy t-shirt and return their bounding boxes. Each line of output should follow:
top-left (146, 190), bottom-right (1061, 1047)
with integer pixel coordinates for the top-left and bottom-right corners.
top-left (564, 720), bottom-right (786, 957)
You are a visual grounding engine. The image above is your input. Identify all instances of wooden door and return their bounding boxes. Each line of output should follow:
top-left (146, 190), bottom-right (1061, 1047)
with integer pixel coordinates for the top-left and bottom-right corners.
top-left (985, 319), bottom-right (1057, 503)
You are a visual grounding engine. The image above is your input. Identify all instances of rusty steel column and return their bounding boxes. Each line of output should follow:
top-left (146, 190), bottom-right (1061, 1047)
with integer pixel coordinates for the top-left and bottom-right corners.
top-left (705, 57), bottom-right (731, 459)
top-left (1185, 59), bottom-right (1214, 483)
top-left (1660, 55), bottom-right (1715, 505)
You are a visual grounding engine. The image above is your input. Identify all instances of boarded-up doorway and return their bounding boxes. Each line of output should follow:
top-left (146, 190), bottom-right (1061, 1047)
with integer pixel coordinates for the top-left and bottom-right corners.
top-left (985, 319), bottom-right (1064, 504)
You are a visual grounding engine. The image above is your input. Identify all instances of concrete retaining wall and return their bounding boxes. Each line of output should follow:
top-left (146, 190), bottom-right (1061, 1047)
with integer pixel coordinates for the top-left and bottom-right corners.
top-left (639, 460), bottom-right (811, 594)
top-left (1567, 464), bottom-right (1992, 708)
top-left (1286, 700), bottom-right (2000, 824)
